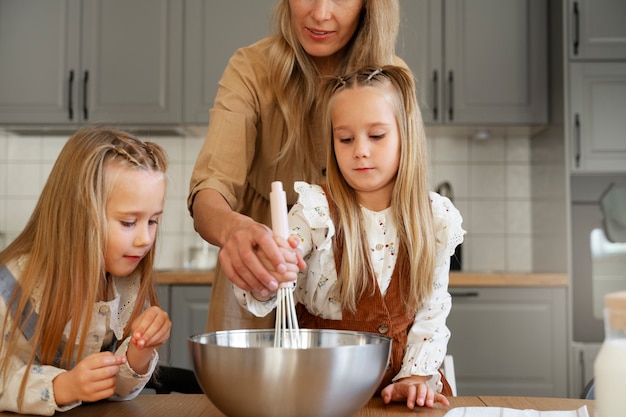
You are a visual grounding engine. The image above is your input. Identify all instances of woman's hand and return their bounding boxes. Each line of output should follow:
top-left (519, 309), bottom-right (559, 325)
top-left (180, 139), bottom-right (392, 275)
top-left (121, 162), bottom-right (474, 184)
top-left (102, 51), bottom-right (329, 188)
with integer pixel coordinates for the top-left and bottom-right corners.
top-left (53, 352), bottom-right (126, 405)
top-left (380, 375), bottom-right (450, 409)
top-left (219, 218), bottom-right (305, 299)
top-left (191, 188), bottom-right (304, 298)
top-left (127, 306), bottom-right (171, 374)
top-left (249, 234), bottom-right (302, 301)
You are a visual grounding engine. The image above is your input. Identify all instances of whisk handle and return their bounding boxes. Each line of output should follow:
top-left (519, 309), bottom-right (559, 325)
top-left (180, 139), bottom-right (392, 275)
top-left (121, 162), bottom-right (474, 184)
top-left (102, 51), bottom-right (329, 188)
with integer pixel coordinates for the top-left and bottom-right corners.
top-left (270, 181), bottom-right (289, 238)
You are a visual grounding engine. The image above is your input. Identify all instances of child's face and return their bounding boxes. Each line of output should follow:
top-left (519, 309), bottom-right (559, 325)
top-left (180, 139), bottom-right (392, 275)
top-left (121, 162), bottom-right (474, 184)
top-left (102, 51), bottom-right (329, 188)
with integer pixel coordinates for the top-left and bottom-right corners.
top-left (104, 165), bottom-right (165, 277)
top-left (331, 85), bottom-right (400, 210)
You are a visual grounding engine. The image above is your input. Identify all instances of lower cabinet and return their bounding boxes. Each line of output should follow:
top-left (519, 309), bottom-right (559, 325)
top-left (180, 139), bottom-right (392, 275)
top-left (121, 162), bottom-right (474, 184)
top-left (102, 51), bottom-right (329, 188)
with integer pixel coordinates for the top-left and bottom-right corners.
top-left (156, 285), bottom-right (212, 370)
top-left (447, 287), bottom-right (567, 397)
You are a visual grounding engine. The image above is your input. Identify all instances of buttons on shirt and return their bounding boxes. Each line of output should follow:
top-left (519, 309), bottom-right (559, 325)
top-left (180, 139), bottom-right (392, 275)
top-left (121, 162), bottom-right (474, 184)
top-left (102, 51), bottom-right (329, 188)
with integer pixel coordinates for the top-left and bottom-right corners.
top-left (99, 305), bottom-right (110, 314)
top-left (375, 243), bottom-right (384, 250)
top-left (378, 324), bottom-right (389, 334)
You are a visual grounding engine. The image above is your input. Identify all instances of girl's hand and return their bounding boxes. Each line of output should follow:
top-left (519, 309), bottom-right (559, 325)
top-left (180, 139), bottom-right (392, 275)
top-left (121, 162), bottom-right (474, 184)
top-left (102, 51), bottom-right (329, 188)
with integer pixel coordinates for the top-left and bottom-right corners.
top-left (127, 306), bottom-right (171, 373)
top-left (219, 219), bottom-right (305, 298)
top-left (380, 375), bottom-right (450, 409)
top-left (53, 352), bottom-right (126, 405)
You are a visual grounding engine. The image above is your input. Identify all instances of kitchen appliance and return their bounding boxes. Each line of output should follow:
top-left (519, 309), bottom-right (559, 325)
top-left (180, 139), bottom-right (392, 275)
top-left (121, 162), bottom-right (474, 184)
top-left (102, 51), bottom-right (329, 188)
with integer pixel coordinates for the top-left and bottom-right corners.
top-left (571, 175), bottom-right (626, 344)
top-left (188, 329), bottom-right (391, 417)
top-left (570, 175), bottom-right (626, 394)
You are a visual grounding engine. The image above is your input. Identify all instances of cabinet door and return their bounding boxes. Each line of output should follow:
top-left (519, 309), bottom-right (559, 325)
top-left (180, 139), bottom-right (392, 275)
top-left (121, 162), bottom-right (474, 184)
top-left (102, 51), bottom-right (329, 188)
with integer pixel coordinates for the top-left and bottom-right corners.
top-left (81, 0), bottom-right (183, 124)
top-left (183, 0), bottom-right (273, 124)
top-left (569, 63), bottom-right (626, 173)
top-left (168, 285), bottom-right (212, 369)
top-left (566, 0), bottom-right (626, 60)
top-left (0, 0), bottom-right (81, 124)
top-left (397, 0), bottom-right (443, 124)
top-left (447, 287), bottom-right (567, 396)
top-left (444, 0), bottom-right (548, 124)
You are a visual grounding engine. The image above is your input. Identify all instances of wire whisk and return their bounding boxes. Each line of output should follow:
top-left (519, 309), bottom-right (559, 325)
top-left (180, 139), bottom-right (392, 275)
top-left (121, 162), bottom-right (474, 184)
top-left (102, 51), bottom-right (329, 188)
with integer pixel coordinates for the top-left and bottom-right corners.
top-left (270, 181), bottom-right (301, 349)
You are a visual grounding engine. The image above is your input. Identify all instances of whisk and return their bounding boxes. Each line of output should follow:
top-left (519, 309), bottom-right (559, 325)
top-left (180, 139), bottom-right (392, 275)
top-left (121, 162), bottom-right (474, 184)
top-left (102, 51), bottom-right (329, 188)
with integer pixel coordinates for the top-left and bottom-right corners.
top-left (270, 181), bottom-right (301, 348)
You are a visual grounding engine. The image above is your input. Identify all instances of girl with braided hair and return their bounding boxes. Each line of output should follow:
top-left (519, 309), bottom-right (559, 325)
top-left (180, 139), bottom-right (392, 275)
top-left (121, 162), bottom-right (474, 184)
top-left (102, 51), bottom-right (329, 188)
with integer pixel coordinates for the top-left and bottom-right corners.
top-left (0, 126), bottom-right (171, 415)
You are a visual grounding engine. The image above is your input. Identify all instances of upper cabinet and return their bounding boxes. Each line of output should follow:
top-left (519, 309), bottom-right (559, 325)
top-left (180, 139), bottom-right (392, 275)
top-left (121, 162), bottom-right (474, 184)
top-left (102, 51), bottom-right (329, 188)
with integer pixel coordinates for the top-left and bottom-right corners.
top-left (0, 0), bottom-right (183, 126)
top-left (568, 63), bottom-right (626, 172)
top-left (183, 0), bottom-right (273, 124)
top-left (564, 0), bottom-right (626, 173)
top-left (566, 0), bottom-right (626, 60)
top-left (397, 0), bottom-right (548, 125)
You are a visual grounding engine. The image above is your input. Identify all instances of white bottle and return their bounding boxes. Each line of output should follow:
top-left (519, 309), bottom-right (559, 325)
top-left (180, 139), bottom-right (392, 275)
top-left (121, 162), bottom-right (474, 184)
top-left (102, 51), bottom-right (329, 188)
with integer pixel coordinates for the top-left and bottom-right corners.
top-left (594, 291), bottom-right (626, 417)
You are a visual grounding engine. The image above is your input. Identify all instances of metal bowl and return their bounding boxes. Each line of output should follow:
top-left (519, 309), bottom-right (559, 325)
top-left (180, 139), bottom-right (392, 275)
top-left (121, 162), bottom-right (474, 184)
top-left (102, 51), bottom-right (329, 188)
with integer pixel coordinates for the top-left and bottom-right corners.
top-left (188, 329), bottom-right (391, 417)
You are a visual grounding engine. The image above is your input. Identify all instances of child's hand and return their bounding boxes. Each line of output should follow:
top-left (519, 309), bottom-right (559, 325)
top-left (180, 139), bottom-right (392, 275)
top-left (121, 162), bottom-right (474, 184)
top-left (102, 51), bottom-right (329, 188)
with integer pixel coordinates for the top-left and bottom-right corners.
top-left (380, 375), bottom-right (450, 409)
top-left (53, 352), bottom-right (126, 405)
top-left (251, 235), bottom-right (302, 301)
top-left (127, 306), bottom-right (171, 373)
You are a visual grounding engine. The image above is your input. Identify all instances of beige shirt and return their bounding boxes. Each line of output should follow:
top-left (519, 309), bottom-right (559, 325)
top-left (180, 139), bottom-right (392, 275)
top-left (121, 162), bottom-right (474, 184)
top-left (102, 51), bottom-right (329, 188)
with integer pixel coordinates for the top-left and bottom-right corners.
top-left (188, 37), bottom-right (326, 223)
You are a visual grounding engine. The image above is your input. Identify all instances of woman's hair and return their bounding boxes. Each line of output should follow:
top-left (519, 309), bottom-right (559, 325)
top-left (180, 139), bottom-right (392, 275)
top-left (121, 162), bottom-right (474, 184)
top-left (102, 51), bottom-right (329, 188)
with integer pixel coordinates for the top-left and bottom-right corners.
top-left (0, 126), bottom-right (168, 406)
top-left (268, 0), bottom-right (400, 179)
top-left (320, 65), bottom-right (435, 314)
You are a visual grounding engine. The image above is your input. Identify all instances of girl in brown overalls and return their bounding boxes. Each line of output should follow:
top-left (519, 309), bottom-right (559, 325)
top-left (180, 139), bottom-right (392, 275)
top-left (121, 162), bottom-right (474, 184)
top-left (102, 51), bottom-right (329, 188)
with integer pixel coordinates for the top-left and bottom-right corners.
top-left (234, 65), bottom-right (465, 410)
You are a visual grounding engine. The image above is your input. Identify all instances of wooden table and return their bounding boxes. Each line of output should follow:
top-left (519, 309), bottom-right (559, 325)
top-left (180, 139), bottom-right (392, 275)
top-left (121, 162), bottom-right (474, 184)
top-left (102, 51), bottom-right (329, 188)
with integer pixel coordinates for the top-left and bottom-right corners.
top-left (0, 395), bottom-right (594, 417)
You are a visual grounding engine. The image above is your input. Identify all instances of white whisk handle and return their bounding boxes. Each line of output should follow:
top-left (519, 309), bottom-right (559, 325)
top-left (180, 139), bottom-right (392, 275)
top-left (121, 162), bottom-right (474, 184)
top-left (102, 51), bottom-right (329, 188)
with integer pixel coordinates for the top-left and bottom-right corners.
top-left (270, 181), bottom-right (289, 238)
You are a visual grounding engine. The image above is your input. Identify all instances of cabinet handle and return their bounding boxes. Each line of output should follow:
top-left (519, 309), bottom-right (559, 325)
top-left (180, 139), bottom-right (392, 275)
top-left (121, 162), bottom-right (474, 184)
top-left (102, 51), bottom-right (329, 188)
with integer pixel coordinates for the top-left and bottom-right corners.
top-left (448, 71), bottom-right (454, 121)
top-left (450, 291), bottom-right (479, 298)
top-left (68, 70), bottom-right (74, 120)
top-left (432, 70), bottom-right (439, 121)
top-left (574, 113), bottom-right (581, 168)
top-left (83, 70), bottom-right (89, 120)
top-left (573, 1), bottom-right (579, 56)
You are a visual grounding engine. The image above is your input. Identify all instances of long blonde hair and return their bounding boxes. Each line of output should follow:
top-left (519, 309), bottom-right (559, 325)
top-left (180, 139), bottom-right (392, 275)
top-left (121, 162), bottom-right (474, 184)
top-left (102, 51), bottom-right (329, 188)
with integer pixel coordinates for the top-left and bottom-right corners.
top-left (0, 126), bottom-right (168, 408)
top-left (268, 0), bottom-right (400, 179)
top-left (321, 65), bottom-right (435, 314)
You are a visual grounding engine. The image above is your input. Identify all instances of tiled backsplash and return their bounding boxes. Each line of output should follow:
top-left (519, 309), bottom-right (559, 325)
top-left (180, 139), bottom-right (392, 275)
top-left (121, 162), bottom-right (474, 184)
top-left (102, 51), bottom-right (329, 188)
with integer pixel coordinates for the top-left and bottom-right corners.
top-left (0, 127), bottom-right (563, 273)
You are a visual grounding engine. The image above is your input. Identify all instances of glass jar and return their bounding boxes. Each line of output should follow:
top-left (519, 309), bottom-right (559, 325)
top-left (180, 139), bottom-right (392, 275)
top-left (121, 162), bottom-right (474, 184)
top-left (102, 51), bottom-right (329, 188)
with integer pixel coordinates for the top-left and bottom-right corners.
top-left (594, 291), bottom-right (626, 416)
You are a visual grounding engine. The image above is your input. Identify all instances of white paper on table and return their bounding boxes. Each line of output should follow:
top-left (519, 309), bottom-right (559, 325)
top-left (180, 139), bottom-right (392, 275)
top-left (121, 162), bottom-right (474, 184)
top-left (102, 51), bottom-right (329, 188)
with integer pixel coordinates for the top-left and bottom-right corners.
top-left (443, 406), bottom-right (589, 417)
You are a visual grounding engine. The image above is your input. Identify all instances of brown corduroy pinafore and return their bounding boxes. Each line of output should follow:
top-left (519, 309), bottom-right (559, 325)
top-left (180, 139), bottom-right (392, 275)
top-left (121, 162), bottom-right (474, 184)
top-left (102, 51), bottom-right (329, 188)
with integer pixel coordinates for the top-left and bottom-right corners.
top-left (296, 187), bottom-right (452, 396)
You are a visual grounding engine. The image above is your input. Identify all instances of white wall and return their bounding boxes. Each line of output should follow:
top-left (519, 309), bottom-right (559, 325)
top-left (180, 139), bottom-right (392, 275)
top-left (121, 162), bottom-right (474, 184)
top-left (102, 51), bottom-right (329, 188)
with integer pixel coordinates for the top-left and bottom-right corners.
top-left (0, 127), bottom-right (563, 273)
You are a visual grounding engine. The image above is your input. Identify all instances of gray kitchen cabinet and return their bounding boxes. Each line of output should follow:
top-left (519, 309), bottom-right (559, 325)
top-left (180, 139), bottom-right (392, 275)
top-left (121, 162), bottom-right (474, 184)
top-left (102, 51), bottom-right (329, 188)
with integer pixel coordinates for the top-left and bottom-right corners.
top-left (568, 63), bottom-right (626, 173)
top-left (0, 0), bottom-right (182, 125)
top-left (183, 0), bottom-right (273, 124)
top-left (397, 0), bottom-right (548, 125)
top-left (446, 287), bottom-right (567, 397)
top-left (165, 285), bottom-right (211, 370)
top-left (565, 0), bottom-right (626, 61)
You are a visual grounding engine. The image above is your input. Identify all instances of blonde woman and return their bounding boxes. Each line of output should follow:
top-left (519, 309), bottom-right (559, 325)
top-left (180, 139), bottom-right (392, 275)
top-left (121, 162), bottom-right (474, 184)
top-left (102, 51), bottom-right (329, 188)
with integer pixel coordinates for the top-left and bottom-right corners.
top-left (189, 0), bottom-right (405, 332)
top-left (0, 127), bottom-right (171, 415)
top-left (235, 66), bottom-right (465, 409)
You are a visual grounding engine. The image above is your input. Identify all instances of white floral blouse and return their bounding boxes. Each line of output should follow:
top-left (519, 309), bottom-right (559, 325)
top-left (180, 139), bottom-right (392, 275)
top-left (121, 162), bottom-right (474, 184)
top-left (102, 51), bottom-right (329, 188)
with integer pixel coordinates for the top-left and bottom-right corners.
top-left (0, 257), bottom-right (158, 416)
top-left (234, 181), bottom-right (465, 391)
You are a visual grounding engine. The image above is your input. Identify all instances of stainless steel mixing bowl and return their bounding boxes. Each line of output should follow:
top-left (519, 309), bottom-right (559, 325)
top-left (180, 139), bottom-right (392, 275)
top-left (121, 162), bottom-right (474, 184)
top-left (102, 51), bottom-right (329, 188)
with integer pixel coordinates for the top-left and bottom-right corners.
top-left (188, 329), bottom-right (391, 417)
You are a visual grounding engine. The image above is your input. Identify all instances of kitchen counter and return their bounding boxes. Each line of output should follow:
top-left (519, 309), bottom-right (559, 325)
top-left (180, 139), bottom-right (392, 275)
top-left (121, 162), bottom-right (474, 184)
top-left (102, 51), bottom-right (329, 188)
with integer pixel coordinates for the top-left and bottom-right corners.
top-left (13, 395), bottom-right (592, 417)
top-left (155, 270), bottom-right (568, 287)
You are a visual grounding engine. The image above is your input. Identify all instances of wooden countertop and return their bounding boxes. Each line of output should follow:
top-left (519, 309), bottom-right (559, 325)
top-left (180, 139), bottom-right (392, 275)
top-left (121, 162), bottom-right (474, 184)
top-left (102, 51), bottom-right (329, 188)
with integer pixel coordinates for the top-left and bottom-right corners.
top-left (12, 395), bottom-right (591, 417)
top-left (155, 270), bottom-right (568, 287)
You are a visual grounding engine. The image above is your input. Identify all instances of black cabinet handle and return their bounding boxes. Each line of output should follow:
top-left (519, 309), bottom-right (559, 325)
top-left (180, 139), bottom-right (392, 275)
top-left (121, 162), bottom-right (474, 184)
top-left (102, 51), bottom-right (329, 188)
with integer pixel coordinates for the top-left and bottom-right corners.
top-left (432, 70), bottom-right (439, 121)
top-left (68, 70), bottom-right (74, 120)
top-left (83, 70), bottom-right (89, 120)
top-left (448, 71), bottom-right (454, 121)
top-left (573, 1), bottom-right (579, 56)
top-left (575, 113), bottom-right (581, 168)
top-left (450, 291), bottom-right (479, 298)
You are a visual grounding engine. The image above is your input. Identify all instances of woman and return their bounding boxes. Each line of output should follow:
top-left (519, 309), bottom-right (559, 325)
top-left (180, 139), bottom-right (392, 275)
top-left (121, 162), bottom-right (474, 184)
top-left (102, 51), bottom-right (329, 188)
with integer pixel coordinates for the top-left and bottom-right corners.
top-left (188, 0), bottom-right (404, 331)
